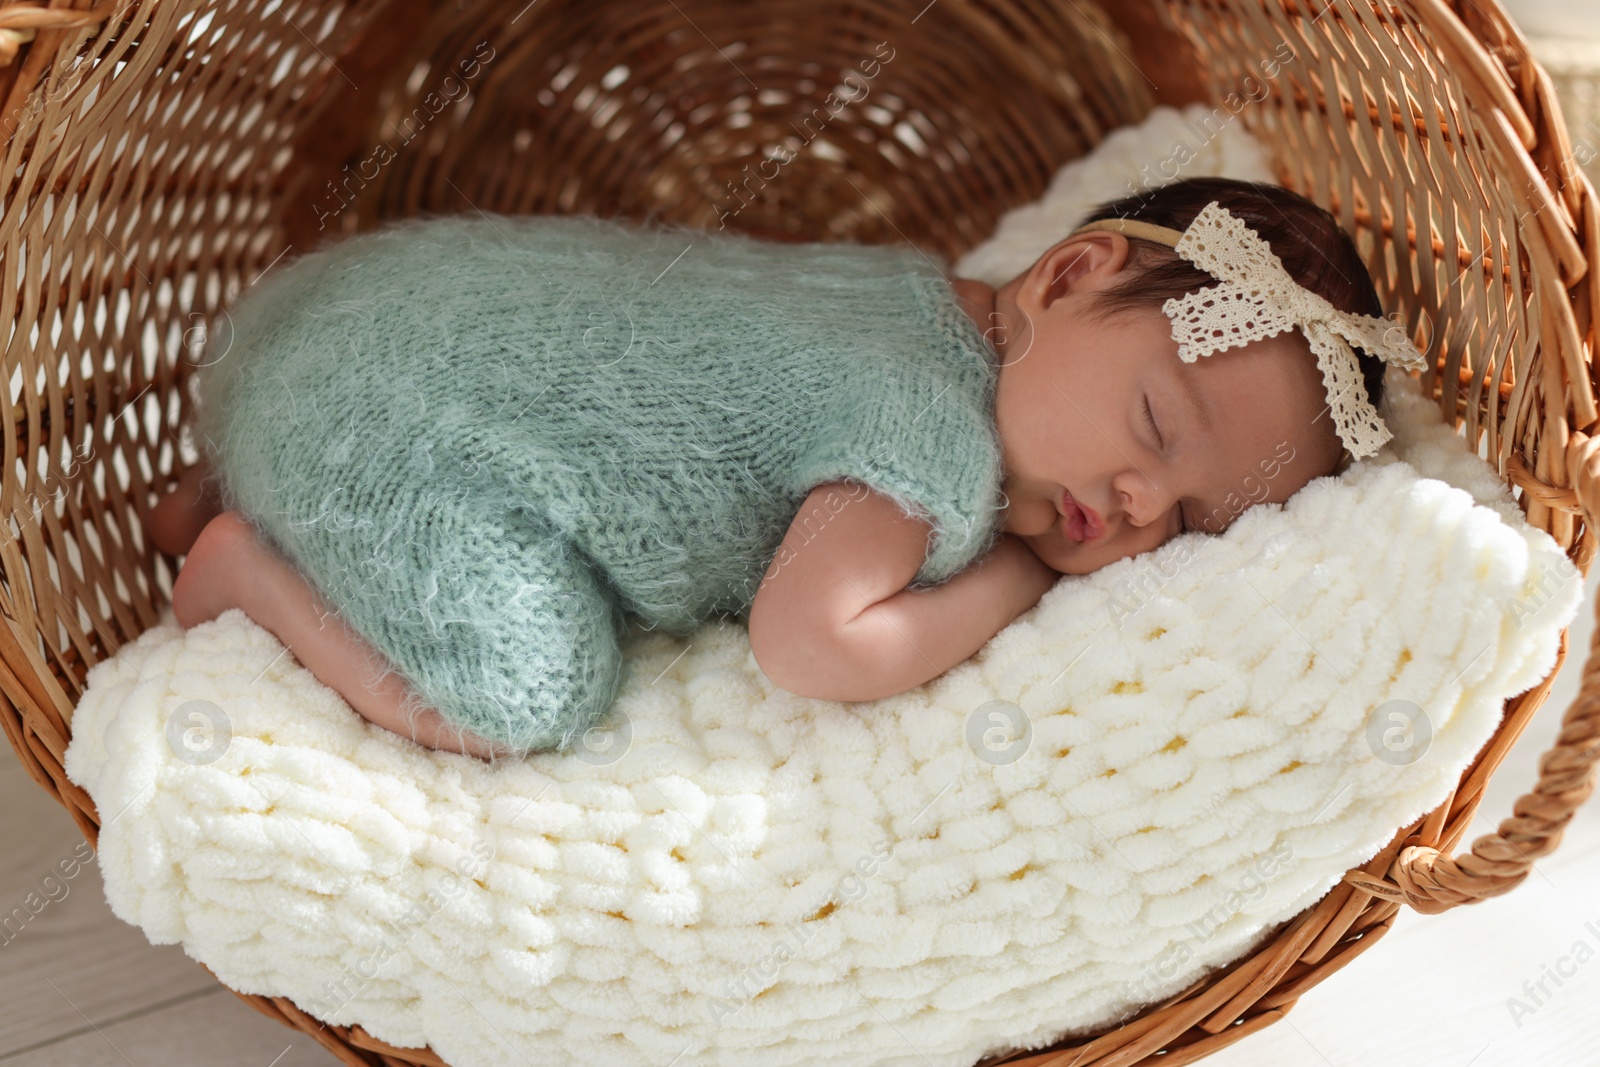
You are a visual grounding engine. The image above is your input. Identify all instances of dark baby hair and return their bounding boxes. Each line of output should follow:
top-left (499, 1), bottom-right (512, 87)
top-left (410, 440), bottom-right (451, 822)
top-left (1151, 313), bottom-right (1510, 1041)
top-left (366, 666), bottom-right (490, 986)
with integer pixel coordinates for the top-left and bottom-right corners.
top-left (1076, 176), bottom-right (1391, 437)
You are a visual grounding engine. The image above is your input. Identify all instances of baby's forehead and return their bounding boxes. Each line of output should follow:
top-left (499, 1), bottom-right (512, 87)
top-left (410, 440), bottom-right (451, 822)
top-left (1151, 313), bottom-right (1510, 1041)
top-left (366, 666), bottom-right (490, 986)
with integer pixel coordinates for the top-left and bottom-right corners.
top-left (1168, 335), bottom-right (1341, 467)
top-left (1071, 300), bottom-right (1326, 411)
top-left (1170, 328), bottom-right (1322, 398)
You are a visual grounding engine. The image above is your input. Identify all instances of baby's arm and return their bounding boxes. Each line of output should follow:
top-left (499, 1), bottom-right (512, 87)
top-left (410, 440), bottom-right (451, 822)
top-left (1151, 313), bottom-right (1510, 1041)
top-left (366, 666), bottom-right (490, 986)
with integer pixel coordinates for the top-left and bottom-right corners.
top-left (748, 482), bottom-right (1058, 703)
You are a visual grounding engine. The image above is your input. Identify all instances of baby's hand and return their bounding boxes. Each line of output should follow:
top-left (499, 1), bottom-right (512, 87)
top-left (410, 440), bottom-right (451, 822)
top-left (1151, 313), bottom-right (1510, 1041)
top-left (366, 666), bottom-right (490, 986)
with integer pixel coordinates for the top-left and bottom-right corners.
top-left (750, 485), bottom-right (1059, 703)
top-left (862, 530), bottom-right (1060, 671)
top-left (984, 531), bottom-right (1061, 604)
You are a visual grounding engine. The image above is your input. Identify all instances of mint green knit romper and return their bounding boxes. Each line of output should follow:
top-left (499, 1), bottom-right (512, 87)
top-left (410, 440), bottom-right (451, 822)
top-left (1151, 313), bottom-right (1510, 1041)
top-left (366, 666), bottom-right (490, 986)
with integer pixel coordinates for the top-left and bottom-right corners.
top-left (190, 213), bottom-right (1005, 755)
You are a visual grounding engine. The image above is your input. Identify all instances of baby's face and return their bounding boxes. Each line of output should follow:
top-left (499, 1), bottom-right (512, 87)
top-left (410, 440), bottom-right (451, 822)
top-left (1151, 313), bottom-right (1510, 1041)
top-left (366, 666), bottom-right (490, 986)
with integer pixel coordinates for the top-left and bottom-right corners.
top-left (971, 230), bottom-right (1343, 576)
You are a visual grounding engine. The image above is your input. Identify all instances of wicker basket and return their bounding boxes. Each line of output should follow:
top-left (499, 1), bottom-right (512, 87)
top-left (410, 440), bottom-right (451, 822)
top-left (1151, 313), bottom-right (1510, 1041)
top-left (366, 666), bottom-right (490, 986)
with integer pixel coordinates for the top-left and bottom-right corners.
top-left (1524, 35), bottom-right (1600, 191)
top-left (2, 0), bottom-right (1598, 1064)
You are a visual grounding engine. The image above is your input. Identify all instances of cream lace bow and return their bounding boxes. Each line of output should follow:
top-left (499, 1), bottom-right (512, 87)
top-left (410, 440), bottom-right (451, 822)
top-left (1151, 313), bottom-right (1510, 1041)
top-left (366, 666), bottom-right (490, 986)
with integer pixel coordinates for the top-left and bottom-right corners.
top-left (1073, 201), bottom-right (1429, 460)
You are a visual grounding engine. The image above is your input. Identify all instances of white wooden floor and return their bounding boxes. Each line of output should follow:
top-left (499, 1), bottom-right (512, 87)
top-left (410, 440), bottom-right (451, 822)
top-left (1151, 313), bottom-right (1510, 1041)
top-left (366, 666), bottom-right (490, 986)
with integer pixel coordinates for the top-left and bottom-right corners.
top-left (0, 561), bottom-right (1597, 1066)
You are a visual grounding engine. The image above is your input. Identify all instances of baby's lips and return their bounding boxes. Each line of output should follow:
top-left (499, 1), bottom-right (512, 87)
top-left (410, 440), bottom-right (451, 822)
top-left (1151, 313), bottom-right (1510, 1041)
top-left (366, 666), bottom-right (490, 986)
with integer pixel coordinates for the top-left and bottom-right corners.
top-left (1062, 488), bottom-right (1110, 543)
top-left (1061, 508), bottom-right (1085, 543)
top-left (1060, 490), bottom-right (1094, 543)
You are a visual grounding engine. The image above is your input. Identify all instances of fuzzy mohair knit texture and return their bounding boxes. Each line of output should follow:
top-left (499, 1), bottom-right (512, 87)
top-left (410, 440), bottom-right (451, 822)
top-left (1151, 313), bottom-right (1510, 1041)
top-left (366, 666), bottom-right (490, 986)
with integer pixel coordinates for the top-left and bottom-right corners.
top-left (190, 212), bottom-right (1006, 754)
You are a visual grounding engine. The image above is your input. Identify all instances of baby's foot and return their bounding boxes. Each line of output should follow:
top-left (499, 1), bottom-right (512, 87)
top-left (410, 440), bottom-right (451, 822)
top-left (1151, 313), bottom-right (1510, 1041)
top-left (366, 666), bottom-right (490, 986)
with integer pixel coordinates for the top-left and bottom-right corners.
top-left (171, 511), bottom-right (259, 630)
top-left (146, 463), bottom-right (224, 557)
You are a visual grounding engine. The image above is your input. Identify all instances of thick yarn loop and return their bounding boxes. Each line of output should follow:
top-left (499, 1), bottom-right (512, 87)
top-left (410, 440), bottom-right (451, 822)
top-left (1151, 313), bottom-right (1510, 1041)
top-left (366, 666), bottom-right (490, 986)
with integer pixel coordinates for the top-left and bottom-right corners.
top-left (1339, 425), bottom-right (1600, 912)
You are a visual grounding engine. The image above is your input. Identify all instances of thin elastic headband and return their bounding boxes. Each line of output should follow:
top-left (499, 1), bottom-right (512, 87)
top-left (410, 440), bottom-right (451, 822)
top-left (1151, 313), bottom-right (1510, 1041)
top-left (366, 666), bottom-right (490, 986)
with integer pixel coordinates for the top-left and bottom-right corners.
top-left (1067, 217), bottom-right (1187, 247)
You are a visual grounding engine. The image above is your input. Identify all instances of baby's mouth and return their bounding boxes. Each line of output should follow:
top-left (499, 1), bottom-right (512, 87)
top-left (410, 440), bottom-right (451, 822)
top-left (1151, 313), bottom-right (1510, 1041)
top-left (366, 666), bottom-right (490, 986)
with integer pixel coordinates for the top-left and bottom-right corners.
top-left (1059, 489), bottom-right (1103, 543)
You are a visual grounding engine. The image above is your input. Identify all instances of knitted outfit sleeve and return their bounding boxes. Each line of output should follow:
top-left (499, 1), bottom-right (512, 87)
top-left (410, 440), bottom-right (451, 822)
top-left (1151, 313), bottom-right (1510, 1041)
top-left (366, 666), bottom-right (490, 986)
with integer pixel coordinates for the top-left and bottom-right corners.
top-left (791, 272), bottom-right (1007, 588)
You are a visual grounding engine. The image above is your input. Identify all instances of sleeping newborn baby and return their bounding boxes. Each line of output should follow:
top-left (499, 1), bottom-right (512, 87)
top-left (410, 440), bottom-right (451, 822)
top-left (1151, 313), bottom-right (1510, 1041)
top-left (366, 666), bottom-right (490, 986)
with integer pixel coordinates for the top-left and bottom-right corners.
top-left (147, 176), bottom-right (1423, 762)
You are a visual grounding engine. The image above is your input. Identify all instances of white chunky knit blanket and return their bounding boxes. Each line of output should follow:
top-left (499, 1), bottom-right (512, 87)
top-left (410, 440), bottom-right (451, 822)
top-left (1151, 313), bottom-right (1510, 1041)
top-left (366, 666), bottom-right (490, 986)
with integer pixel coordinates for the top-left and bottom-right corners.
top-left (64, 106), bottom-right (1583, 1067)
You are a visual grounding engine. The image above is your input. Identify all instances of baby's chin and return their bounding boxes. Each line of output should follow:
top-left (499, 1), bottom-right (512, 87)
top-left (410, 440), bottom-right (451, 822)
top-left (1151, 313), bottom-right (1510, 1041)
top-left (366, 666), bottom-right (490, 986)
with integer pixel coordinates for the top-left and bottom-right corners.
top-left (1014, 528), bottom-right (1105, 576)
top-left (1016, 517), bottom-right (1187, 576)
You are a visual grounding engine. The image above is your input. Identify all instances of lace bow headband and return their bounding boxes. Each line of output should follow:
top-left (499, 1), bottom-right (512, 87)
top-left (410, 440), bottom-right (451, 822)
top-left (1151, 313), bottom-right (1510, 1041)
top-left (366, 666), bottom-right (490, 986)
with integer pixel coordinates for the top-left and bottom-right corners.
top-left (1069, 201), bottom-right (1428, 460)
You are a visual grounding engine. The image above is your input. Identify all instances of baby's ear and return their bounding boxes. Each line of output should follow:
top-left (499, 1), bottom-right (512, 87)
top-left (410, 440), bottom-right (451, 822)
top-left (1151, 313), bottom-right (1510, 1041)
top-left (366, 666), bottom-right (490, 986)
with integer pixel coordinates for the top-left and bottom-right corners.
top-left (1028, 232), bottom-right (1131, 313)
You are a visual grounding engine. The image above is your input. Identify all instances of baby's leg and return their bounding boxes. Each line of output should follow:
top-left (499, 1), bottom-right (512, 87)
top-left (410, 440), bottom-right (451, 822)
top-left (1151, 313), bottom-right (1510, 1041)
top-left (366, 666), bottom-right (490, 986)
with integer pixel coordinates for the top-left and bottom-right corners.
top-left (173, 511), bottom-right (513, 761)
top-left (326, 493), bottom-right (628, 756)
